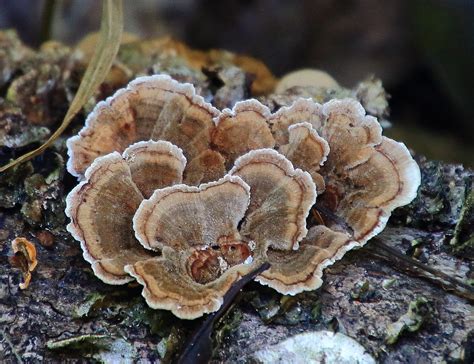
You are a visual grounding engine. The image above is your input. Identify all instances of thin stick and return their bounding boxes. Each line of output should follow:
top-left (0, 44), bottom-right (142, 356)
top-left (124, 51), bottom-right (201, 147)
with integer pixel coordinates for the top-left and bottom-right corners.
top-left (177, 262), bottom-right (271, 364)
top-left (370, 238), bottom-right (474, 301)
top-left (312, 207), bottom-right (473, 300)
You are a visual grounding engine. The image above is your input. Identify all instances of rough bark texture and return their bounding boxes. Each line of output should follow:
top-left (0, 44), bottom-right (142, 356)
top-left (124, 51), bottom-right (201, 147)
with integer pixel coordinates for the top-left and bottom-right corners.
top-left (0, 31), bottom-right (472, 363)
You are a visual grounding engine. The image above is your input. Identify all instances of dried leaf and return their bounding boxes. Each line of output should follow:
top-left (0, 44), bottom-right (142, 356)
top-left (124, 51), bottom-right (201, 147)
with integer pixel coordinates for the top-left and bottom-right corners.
top-left (0, 0), bottom-right (123, 173)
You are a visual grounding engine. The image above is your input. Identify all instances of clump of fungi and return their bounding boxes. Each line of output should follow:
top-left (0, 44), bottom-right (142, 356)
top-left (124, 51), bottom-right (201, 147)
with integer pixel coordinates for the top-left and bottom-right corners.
top-left (66, 75), bottom-right (420, 319)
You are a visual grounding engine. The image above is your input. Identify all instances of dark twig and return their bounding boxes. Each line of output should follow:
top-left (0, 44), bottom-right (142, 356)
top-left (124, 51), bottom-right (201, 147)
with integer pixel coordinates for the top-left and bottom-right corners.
top-left (312, 206), bottom-right (473, 301)
top-left (177, 262), bottom-right (271, 364)
top-left (369, 238), bottom-right (474, 301)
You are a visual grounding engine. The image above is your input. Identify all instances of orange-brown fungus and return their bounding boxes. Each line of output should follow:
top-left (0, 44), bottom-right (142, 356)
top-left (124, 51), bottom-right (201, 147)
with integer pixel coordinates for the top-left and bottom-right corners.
top-left (186, 242), bottom-right (251, 284)
top-left (10, 237), bottom-right (38, 289)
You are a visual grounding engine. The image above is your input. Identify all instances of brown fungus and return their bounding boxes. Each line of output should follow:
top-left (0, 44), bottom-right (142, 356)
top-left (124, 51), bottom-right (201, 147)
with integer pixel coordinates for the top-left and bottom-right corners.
top-left (279, 122), bottom-right (329, 193)
top-left (229, 149), bottom-right (316, 251)
top-left (316, 99), bottom-right (420, 242)
top-left (65, 140), bottom-right (186, 284)
top-left (66, 74), bottom-right (220, 181)
top-left (256, 225), bottom-right (358, 295)
top-left (66, 76), bottom-right (421, 316)
top-left (212, 100), bottom-right (275, 168)
top-left (269, 97), bottom-right (420, 243)
top-left (129, 174), bottom-right (257, 319)
top-left (129, 150), bottom-right (316, 318)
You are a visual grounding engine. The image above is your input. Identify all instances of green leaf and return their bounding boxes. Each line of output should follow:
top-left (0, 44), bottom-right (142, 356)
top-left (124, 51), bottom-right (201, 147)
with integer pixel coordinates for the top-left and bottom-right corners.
top-left (0, 0), bottom-right (123, 173)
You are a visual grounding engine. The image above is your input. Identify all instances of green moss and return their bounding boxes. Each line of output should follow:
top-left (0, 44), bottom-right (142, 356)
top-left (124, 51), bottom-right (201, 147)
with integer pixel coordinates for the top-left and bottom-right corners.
top-left (213, 308), bottom-right (243, 350)
top-left (310, 300), bottom-right (322, 322)
top-left (46, 335), bottom-right (137, 363)
top-left (72, 292), bottom-right (107, 318)
top-left (450, 185), bottom-right (474, 257)
top-left (351, 280), bottom-right (371, 301)
top-left (122, 299), bottom-right (177, 337)
top-left (382, 278), bottom-right (398, 290)
top-left (385, 297), bottom-right (432, 345)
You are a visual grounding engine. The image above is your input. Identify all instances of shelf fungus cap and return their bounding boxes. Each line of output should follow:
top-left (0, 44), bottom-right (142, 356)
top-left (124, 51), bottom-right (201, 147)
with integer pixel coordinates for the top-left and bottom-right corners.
top-left (230, 149), bottom-right (317, 251)
top-left (212, 100), bottom-right (275, 168)
top-left (65, 140), bottom-right (186, 284)
top-left (129, 174), bottom-right (257, 319)
top-left (64, 73), bottom-right (421, 308)
top-left (66, 74), bottom-right (219, 179)
top-left (279, 122), bottom-right (329, 193)
top-left (229, 149), bottom-right (328, 294)
top-left (256, 225), bottom-right (359, 295)
top-left (315, 99), bottom-right (421, 243)
top-left (269, 97), bottom-right (420, 245)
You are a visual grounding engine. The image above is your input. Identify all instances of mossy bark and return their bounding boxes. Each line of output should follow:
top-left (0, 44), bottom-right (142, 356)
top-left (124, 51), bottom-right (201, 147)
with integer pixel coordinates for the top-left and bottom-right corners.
top-left (0, 31), bottom-right (472, 363)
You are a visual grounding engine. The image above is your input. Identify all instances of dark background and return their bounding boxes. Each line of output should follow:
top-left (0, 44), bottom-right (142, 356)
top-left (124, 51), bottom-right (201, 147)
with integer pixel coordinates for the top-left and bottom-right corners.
top-left (1, 0), bottom-right (473, 166)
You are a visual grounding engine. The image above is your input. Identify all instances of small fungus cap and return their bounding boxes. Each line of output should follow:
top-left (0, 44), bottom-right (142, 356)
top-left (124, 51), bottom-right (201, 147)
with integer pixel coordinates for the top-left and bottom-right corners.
top-left (10, 237), bottom-right (38, 290)
top-left (229, 149), bottom-right (316, 251)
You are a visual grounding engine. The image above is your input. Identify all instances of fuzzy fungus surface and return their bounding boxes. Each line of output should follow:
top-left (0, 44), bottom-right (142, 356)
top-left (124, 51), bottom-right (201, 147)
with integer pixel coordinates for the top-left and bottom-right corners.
top-left (129, 174), bottom-right (257, 319)
top-left (66, 75), bottom-right (421, 318)
top-left (65, 140), bottom-right (186, 284)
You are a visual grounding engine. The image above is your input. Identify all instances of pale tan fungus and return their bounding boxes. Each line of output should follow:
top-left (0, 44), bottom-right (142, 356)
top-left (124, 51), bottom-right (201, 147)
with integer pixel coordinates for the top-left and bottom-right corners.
top-left (230, 149), bottom-right (316, 251)
top-left (328, 136), bottom-right (421, 242)
top-left (318, 99), bottom-right (382, 170)
top-left (65, 75), bottom-right (421, 313)
top-left (279, 122), bottom-right (329, 193)
top-left (256, 225), bottom-right (358, 295)
top-left (129, 175), bottom-right (257, 319)
top-left (125, 247), bottom-right (256, 320)
top-left (133, 175), bottom-right (250, 252)
top-left (183, 149), bottom-right (226, 185)
top-left (269, 98), bottom-right (326, 147)
top-left (269, 97), bottom-right (420, 243)
top-left (212, 100), bottom-right (275, 167)
top-left (123, 140), bottom-right (187, 198)
top-left (148, 93), bottom-right (214, 160)
top-left (275, 69), bottom-right (339, 93)
top-left (66, 74), bottom-right (219, 179)
top-left (315, 99), bottom-right (420, 242)
top-left (65, 140), bottom-right (186, 284)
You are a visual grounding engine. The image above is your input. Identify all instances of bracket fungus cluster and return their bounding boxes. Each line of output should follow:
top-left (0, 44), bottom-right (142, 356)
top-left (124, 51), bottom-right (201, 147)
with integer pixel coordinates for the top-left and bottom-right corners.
top-left (66, 75), bottom-right (420, 319)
